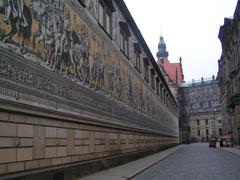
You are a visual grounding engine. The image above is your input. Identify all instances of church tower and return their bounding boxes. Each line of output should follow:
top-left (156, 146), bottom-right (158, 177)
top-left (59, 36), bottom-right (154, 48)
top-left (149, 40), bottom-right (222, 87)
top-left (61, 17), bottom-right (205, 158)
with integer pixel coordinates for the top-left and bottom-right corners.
top-left (156, 34), bottom-right (184, 100)
top-left (156, 36), bottom-right (169, 59)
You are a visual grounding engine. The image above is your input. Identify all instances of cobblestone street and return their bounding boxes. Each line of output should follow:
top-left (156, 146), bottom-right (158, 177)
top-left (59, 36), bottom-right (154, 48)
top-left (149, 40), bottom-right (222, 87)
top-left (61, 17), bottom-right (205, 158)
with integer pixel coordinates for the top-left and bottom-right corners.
top-left (132, 143), bottom-right (240, 180)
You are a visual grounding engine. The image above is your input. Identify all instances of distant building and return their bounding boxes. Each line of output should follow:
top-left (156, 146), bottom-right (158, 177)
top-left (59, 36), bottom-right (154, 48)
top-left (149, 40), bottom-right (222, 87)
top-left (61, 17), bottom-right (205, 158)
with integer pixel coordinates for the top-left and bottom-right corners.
top-left (156, 35), bottom-right (186, 142)
top-left (217, 0), bottom-right (240, 145)
top-left (179, 77), bottom-right (222, 143)
top-left (156, 35), bottom-right (184, 100)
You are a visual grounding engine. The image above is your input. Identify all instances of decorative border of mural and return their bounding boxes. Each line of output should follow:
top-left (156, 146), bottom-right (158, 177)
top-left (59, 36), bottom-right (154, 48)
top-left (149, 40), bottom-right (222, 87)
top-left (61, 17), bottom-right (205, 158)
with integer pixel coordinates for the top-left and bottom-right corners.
top-left (0, 46), bottom-right (178, 137)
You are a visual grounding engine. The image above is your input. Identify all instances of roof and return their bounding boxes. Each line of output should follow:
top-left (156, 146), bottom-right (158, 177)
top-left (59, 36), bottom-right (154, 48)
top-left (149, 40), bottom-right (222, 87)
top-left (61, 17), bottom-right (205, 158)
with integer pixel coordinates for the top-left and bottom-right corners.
top-left (181, 77), bottom-right (217, 87)
top-left (157, 58), bottom-right (184, 86)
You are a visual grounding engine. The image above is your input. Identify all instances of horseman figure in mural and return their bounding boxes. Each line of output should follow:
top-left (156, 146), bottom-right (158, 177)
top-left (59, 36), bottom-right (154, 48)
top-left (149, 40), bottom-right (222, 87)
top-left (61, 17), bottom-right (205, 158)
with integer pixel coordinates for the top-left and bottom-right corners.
top-left (0, 0), bottom-right (32, 53)
top-left (0, 0), bottom-right (93, 85)
top-left (31, 0), bottom-right (90, 78)
top-left (73, 26), bottom-right (90, 81)
top-left (31, 0), bottom-right (63, 69)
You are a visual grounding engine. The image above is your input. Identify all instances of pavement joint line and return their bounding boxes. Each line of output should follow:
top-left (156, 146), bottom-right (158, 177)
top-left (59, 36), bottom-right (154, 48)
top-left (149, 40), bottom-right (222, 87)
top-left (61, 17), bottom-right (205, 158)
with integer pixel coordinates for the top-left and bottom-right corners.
top-left (127, 145), bottom-right (185, 180)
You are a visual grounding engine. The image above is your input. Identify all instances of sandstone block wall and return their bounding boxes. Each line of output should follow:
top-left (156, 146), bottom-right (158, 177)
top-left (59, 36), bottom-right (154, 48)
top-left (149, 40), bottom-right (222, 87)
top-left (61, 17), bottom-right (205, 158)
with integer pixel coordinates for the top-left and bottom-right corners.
top-left (0, 111), bottom-right (178, 176)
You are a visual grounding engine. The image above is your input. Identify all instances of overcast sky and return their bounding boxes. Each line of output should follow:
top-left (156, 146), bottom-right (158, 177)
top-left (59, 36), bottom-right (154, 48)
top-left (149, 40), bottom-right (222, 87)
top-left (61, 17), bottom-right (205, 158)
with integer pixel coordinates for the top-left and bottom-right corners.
top-left (124, 0), bottom-right (238, 82)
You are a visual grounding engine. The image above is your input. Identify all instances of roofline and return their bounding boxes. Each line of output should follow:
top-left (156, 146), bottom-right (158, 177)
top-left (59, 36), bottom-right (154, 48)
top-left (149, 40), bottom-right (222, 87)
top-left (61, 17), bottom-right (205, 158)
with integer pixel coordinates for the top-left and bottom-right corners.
top-left (115, 0), bottom-right (178, 107)
top-left (233, 0), bottom-right (240, 19)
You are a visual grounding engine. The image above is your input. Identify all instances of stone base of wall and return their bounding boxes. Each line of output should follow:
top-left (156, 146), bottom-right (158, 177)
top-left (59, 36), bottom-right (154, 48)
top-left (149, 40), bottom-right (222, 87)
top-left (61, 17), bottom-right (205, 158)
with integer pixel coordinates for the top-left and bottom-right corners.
top-left (0, 108), bottom-right (178, 180)
top-left (2, 143), bottom-right (178, 180)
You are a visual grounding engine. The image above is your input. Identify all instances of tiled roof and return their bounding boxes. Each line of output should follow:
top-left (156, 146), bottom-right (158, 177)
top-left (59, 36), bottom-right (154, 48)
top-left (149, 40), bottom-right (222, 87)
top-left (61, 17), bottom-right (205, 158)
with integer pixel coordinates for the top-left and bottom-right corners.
top-left (157, 58), bottom-right (183, 86)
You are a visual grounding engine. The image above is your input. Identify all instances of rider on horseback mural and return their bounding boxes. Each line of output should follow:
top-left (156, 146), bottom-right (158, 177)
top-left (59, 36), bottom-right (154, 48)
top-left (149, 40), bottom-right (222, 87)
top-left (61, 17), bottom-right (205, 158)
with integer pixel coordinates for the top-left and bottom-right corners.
top-left (0, 0), bottom-right (32, 54)
top-left (3, 0), bottom-right (28, 27)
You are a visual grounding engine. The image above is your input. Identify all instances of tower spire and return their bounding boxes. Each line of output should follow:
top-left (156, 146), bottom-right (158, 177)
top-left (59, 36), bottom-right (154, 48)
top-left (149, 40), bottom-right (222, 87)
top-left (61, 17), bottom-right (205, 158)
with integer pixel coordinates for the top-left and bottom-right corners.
top-left (160, 26), bottom-right (163, 36)
top-left (156, 34), bottom-right (169, 59)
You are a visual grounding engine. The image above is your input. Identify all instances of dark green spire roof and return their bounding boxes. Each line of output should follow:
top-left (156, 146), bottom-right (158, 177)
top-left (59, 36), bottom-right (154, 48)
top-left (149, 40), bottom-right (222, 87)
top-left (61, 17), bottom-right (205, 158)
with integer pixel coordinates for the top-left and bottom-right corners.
top-left (156, 35), bottom-right (169, 59)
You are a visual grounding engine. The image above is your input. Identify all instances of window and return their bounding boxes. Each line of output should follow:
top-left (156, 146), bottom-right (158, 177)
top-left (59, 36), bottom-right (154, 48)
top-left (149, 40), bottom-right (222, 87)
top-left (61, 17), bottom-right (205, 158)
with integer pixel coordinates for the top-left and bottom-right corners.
top-left (77, 0), bottom-right (86, 7)
top-left (160, 84), bottom-right (163, 100)
top-left (219, 128), bottom-right (222, 136)
top-left (205, 119), bottom-right (208, 125)
top-left (99, 3), bottom-right (104, 25)
top-left (206, 129), bottom-right (209, 136)
top-left (167, 96), bottom-right (170, 107)
top-left (197, 130), bottom-right (200, 136)
top-left (150, 69), bottom-right (155, 89)
top-left (156, 78), bottom-right (160, 95)
top-left (143, 58), bottom-right (149, 82)
top-left (106, 13), bottom-right (111, 34)
top-left (119, 22), bottom-right (131, 57)
top-left (218, 120), bottom-right (222, 124)
top-left (98, 0), bottom-right (115, 36)
top-left (135, 52), bottom-right (140, 70)
top-left (165, 94), bottom-right (169, 106)
top-left (197, 119), bottom-right (200, 125)
top-left (120, 30), bottom-right (129, 56)
top-left (163, 90), bottom-right (166, 103)
top-left (133, 43), bottom-right (141, 72)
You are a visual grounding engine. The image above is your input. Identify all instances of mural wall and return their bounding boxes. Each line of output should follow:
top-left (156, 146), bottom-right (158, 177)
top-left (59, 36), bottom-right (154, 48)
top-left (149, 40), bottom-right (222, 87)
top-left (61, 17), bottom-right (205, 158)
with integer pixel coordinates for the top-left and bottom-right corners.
top-left (0, 0), bottom-right (177, 130)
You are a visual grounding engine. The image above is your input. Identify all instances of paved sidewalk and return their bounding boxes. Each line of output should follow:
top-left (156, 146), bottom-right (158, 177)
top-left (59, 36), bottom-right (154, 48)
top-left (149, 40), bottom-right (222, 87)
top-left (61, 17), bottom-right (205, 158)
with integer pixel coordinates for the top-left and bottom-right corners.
top-left (78, 145), bottom-right (184, 180)
top-left (219, 146), bottom-right (240, 156)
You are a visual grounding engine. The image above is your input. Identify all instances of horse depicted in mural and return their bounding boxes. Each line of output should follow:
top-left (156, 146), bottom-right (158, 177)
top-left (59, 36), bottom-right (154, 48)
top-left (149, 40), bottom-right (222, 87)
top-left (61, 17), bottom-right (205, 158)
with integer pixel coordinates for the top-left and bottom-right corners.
top-left (73, 27), bottom-right (91, 81)
top-left (31, 0), bottom-right (91, 78)
top-left (31, 0), bottom-right (52, 50)
top-left (31, 0), bottom-right (63, 70)
top-left (0, 0), bottom-right (32, 53)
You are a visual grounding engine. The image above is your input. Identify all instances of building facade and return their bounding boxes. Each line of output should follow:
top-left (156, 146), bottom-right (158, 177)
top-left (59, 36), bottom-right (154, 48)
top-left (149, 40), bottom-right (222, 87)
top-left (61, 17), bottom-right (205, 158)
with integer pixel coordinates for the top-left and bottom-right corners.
top-left (0, 0), bottom-right (179, 179)
top-left (179, 77), bottom-right (222, 142)
top-left (217, 0), bottom-right (240, 145)
top-left (156, 36), bottom-right (184, 100)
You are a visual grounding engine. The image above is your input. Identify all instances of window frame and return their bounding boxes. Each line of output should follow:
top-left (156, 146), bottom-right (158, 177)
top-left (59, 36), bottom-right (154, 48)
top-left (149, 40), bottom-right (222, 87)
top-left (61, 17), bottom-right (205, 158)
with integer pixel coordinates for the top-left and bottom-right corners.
top-left (77, 0), bottom-right (86, 7)
top-left (150, 69), bottom-right (155, 89)
top-left (206, 129), bottom-right (209, 136)
top-left (120, 29), bottom-right (129, 57)
top-left (136, 51), bottom-right (140, 71)
top-left (99, 2), bottom-right (104, 26)
top-left (156, 78), bottom-right (160, 96)
top-left (119, 22), bottom-right (131, 58)
top-left (143, 58), bottom-right (149, 82)
top-left (197, 130), bottom-right (200, 136)
top-left (133, 43), bottom-right (141, 72)
top-left (197, 119), bottom-right (200, 125)
top-left (219, 128), bottom-right (222, 136)
top-left (160, 84), bottom-right (163, 100)
top-left (134, 49), bottom-right (141, 72)
top-left (98, 0), bottom-right (113, 37)
top-left (163, 89), bottom-right (166, 103)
